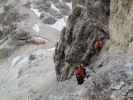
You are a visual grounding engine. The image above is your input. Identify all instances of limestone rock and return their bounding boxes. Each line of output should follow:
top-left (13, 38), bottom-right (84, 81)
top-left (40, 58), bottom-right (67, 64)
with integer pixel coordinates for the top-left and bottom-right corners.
top-left (54, 0), bottom-right (110, 78)
top-left (81, 55), bottom-right (133, 100)
top-left (109, 0), bottom-right (133, 54)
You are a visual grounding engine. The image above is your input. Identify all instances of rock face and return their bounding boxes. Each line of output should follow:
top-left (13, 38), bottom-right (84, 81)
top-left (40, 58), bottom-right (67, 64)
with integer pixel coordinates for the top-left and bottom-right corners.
top-left (72, 0), bottom-right (85, 8)
top-left (81, 1), bottom-right (133, 99)
top-left (34, 0), bottom-right (72, 24)
top-left (109, 0), bottom-right (133, 54)
top-left (81, 54), bottom-right (133, 100)
top-left (0, 0), bottom-right (60, 99)
top-left (0, 0), bottom-right (59, 59)
top-left (54, 0), bottom-right (110, 78)
top-left (0, 1), bottom-right (30, 59)
top-left (54, 0), bottom-right (133, 100)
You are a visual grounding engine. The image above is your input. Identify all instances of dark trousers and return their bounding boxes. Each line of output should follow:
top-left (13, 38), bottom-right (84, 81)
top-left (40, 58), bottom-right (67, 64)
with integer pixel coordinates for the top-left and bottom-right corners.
top-left (76, 76), bottom-right (84, 85)
top-left (96, 47), bottom-right (101, 54)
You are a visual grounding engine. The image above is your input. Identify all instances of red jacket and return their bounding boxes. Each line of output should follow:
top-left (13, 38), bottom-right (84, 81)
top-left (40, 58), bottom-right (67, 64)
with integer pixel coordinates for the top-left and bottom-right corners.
top-left (74, 67), bottom-right (86, 78)
top-left (95, 40), bottom-right (104, 49)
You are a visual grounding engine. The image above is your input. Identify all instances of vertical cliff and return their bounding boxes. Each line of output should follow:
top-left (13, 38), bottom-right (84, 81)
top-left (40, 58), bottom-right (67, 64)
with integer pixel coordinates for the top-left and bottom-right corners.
top-left (54, 0), bottom-right (110, 79)
top-left (54, 0), bottom-right (133, 100)
top-left (108, 0), bottom-right (133, 55)
top-left (80, 0), bottom-right (133, 100)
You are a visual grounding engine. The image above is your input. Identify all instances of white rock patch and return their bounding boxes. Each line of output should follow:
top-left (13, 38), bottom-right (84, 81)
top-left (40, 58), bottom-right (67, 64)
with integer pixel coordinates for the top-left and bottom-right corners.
top-left (50, 17), bottom-right (67, 31)
top-left (31, 7), bottom-right (41, 17)
top-left (51, 4), bottom-right (60, 12)
top-left (47, 47), bottom-right (55, 52)
top-left (11, 56), bottom-right (22, 67)
top-left (66, 2), bottom-right (72, 10)
top-left (33, 24), bottom-right (40, 33)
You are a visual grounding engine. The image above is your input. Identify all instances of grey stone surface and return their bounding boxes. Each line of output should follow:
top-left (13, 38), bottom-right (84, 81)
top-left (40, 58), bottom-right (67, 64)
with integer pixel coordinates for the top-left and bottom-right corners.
top-left (34, 0), bottom-right (71, 21)
top-left (108, 0), bottom-right (133, 55)
top-left (0, 0), bottom-right (132, 100)
top-left (54, 0), bottom-right (133, 100)
top-left (42, 15), bottom-right (57, 25)
top-left (0, 0), bottom-right (60, 59)
top-left (81, 54), bottom-right (133, 100)
top-left (54, 0), bottom-right (110, 78)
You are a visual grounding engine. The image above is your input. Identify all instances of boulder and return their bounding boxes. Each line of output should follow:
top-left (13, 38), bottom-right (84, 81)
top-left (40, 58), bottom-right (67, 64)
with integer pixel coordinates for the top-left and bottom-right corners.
top-left (81, 55), bottom-right (133, 100)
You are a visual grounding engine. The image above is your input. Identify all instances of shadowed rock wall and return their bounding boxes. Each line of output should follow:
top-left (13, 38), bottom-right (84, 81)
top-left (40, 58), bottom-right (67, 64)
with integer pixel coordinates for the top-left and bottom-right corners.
top-left (54, 0), bottom-right (110, 79)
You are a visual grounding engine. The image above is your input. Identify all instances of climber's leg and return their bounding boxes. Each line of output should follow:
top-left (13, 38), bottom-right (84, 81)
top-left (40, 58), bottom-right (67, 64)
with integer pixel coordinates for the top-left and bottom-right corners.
top-left (76, 77), bottom-right (84, 85)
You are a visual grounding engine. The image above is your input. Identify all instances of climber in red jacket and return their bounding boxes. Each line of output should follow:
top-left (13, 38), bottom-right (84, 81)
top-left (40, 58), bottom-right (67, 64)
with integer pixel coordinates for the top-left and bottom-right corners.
top-left (95, 37), bottom-right (104, 52)
top-left (74, 64), bottom-right (86, 85)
